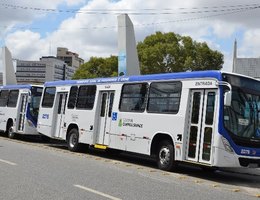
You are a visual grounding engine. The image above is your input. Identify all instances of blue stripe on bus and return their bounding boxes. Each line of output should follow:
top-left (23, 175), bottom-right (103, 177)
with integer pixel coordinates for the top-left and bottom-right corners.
top-left (44, 70), bottom-right (223, 87)
top-left (0, 84), bottom-right (32, 90)
top-left (26, 104), bottom-right (37, 127)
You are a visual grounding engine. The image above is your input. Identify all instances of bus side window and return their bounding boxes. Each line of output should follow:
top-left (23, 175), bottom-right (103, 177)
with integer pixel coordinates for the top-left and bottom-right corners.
top-left (42, 87), bottom-right (56, 108)
top-left (0, 90), bottom-right (9, 107)
top-left (119, 83), bottom-right (148, 112)
top-left (147, 81), bottom-right (182, 114)
top-left (68, 86), bottom-right (78, 109)
top-left (7, 90), bottom-right (19, 107)
top-left (76, 85), bottom-right (96, 110)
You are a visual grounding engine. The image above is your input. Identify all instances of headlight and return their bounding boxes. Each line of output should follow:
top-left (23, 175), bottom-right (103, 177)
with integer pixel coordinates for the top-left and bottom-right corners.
top-left (221, 136), bottom-right (234, 153)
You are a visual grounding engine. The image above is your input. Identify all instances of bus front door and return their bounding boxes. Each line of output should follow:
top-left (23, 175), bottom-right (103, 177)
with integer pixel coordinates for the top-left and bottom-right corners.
top-left (96, 91), bottom-right (115, 145)
top-left (186, 89), bottom-right (217, 165)
top-left (54, 92), bottom-right (68, 138)
top-left (18, 93), bottom-right (28, 132)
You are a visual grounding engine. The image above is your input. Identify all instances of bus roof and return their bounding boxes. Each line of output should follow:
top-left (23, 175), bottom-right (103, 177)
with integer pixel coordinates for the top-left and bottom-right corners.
top-left (45, 70), bottom-right (224, 87)
top-left (0, 84), bottom-right (42, 90)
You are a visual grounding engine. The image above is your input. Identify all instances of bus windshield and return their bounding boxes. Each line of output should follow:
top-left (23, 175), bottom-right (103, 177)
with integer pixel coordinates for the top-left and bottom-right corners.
top-left (223, 74), bottom-right (260, 144)
top-left (30, 86), bottom-right (43, 122)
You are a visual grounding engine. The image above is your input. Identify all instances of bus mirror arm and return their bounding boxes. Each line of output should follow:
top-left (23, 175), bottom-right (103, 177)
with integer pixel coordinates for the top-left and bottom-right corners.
top-left (28, 91), bottom-right (32, 103)
top-left (28, 96), bottom-right (32, 103)
top-left (216, 81), bottom-right (232, 106)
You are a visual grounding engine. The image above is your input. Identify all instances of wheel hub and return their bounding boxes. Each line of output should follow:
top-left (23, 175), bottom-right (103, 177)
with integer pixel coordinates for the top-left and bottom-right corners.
top-left (159, 147), bottom-right (170, 165)
top-left (69, 133), bottom-right (77, 148)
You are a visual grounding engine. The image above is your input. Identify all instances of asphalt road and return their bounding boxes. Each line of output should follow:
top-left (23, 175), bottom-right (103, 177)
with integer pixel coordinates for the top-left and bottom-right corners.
top-left (0, 135), bottom-right (259, 200)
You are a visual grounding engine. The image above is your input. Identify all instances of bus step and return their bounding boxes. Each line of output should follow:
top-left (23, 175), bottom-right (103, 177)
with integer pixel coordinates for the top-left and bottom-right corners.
top-left (94, 144), bottom-right (108, 150)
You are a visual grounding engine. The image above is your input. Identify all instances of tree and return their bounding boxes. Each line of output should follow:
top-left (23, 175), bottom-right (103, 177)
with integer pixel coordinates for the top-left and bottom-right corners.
top-left (72, 55), bottom-right (118, 79)
top-left (74, 31), bottom-right (224, 79)
top-left (137, 31), bottom-right (223, 74)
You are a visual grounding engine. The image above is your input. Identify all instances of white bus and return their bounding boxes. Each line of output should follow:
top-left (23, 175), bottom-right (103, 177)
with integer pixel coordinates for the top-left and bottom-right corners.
top-left (37, 71), bottom-right (260, 171)
top-left (0, 85), bottom-right (43, 139)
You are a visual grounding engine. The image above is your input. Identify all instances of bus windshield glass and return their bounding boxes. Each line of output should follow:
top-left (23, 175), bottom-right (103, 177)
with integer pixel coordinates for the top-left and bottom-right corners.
top-left (223, 74), bottom-right (260, 142)
top-left (30, 86), bottom-right (43, 122)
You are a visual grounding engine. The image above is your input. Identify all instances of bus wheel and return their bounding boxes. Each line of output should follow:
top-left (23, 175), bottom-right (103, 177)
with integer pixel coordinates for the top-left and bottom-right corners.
top-left (157, 140), bottom-right (176, 171)
top-left (7, 125), bottom-right (15, 139)
top-left (67, 129), bottom-right (79, 152)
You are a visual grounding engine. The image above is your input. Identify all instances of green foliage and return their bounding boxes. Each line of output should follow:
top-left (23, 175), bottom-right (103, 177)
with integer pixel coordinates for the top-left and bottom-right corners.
top-left (72, 55), bottom-right (118, 79)
top-left (73, 31), bottom-right (224, 79)
top-left (137, 31), bottom-right (224, 74)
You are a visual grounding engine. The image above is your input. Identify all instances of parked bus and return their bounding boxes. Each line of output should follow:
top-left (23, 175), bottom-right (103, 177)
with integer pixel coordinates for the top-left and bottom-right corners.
top-left (0, 85), bottom-right (43, 139)
top-left (37, 71), bottom-right (260, 171)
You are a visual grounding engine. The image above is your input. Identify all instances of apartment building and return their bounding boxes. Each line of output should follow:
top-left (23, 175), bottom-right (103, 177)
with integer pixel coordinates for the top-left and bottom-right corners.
top-left (57, 47), bottom-right (84, 70)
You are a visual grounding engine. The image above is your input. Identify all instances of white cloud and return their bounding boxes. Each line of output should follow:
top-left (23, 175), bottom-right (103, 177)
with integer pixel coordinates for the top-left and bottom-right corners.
top-left (211, 21), bottom-right (239, 39)
top-left (65, 0), bottom-right (85, 6)
top-left (5, 30), bottom-right (49, 60)
top-left (1, 0), bottom-right (260, 72)
top-left (239, 29), bottom-right (260, 57)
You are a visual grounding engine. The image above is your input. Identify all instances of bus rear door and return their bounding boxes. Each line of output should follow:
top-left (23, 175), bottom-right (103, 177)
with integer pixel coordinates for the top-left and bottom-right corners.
top-left (95, 91), bottom-right (115, 146)
top-left (54, 92), bottom-right (68, 138)
top-left (186, 89), bottom-right (217, 165)
top-left (17, 93), bottom-right (28, 132)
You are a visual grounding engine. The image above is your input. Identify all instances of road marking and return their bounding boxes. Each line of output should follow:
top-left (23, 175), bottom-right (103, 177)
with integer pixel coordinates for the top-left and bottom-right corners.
top-left (74, 184), bottom-right (121, 200)
top-left (0, 158), bottom-right (17, 166)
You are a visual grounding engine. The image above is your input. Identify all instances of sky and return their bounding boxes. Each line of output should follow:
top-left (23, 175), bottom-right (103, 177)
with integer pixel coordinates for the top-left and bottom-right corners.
top-left (1, 0), bottom-right (260, 73)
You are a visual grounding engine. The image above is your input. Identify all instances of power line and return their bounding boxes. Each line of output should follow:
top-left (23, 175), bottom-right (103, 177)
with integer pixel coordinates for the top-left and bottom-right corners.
top-left (0, 2), bottom-right (260, 15)
top-left (0, 3), bottom-right (259, 31)
top-left (136, 4), bottom-right (260, 27)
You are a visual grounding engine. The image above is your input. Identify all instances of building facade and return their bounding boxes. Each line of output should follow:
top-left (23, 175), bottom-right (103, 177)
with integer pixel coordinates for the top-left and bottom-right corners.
top-left (232, 40), bottom-right (260, 79)
top-left (16, 57), bottom-right (69, 84)
top-left (15, 47), bottom-right (84, 84)
top-left (57, 47), bottom-right (84, 70)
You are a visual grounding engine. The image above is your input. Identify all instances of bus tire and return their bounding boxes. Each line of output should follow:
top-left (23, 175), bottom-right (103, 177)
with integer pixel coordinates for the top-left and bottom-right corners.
top-left (6, 122), bottom-right (15, 139)
top-left (157, 140), bottom-right (176, 171)
top-left (67, 128), bottom-right (79, 152)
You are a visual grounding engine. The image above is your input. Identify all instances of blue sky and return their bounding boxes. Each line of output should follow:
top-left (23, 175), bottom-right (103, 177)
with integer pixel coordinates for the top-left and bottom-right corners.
top-left (1, 0), bottom-right (260, 72)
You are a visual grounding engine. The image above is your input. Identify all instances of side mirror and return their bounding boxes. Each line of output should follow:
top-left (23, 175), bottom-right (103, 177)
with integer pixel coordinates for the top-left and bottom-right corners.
top-left (216, 81), bottom-right (232, 107)
top-left (224, 91), bottom-right (232, 106)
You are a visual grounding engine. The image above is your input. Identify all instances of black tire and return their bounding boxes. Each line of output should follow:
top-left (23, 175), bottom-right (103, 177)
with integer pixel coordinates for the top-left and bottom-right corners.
top-left (157, 140), bottom-right (177, 171)
top-left (67, 128), bottom-right (80, 152)
top-left (6, 122), bottom-right (15, 139)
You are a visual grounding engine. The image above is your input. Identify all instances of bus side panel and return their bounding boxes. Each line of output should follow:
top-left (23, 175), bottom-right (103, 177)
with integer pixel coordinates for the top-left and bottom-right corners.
top-left (0, 107), bottom-right (8, 131)
top-left (37, 107), bottom-right (56, 137)
top-left (0, 107), bottom-right (14, 132)
top-left (107, 85), bottom-right (188, 156)
top-left (115, 112), bottom-right (185, 155)
top-left (65, 109), bottom-right (96, 144)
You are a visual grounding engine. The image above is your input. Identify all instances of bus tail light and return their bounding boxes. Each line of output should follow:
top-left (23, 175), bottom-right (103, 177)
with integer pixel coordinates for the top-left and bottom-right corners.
top-left (221, 136), bottom-right (234, 153)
